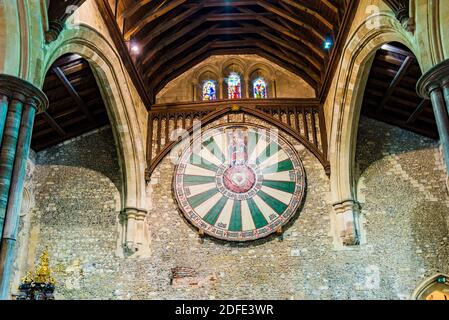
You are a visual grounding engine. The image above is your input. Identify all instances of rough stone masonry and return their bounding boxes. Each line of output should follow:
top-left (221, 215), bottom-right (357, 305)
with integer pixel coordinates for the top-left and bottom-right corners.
top-left (11, 116), bottom-right (449, 300)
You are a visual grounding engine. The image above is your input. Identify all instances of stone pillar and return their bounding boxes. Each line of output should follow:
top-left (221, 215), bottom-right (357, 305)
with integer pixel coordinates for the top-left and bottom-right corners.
top-left (120, 207), bottom-right (148, 254)
top-left (0, 96), bottom-right (8, 147)
top-left (417, 59), bottom-right (449, 191)
top-left (332, 200), bottom-right (361, 246)
top-left (442, 79), bottom-right (449, 115)
top-left (0, 95), bottom-right (23, 233)
top-left (0, 74), bottom-right (48, 299)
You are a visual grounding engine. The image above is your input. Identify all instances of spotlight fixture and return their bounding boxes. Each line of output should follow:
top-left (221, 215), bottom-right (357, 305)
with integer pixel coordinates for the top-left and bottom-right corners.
top-left (130, 44), bottom-right (140, 54)
top-left (324, 38), bottom-right (333, 50)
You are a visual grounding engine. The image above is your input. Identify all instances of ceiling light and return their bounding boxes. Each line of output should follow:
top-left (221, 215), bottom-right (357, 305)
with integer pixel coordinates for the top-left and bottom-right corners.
top-left (130, 43), bottom-right (140, 54)
top-left (323, 34), bottom-right (333, 50)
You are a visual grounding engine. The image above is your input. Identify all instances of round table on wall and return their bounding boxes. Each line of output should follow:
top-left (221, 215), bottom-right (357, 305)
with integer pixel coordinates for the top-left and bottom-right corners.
top-left (174, 124), bottom-right (306, 241)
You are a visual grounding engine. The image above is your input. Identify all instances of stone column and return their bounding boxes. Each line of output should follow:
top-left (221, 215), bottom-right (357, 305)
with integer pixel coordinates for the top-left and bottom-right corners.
top-left (417, 59), bottom-right (449, 191)
top-left (0, 96), bottom-right (8, 147)
top-left (0, 74), bottom-right (48, 299)
top-left (0, 95), bottom-right (24, 238)
top-left (442, 79), bottom-right (449, 114)
top-left (332, 200), bottom-right (361, 246)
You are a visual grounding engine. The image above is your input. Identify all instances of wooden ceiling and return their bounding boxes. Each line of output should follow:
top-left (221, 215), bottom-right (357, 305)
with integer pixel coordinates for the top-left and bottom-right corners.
top-left (104, 0), bottom-right (358, 100)
top-left (48, 1), bottom-right (412, 107)
top-left (361, 42), bottom-right (438, 139)
top-left (31, 54), bottom-right (110, 151)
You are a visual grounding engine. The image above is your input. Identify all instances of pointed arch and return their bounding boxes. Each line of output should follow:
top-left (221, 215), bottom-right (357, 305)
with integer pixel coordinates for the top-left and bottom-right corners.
top-left (411, 273), bottom-right (449, 300)
top-left (327, 12), bottom-right (419, 246)
top-left (40, 24), bottom-right (148, 249)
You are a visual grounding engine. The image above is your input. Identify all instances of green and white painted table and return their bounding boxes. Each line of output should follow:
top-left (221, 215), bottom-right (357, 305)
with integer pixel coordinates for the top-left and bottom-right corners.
top-left (174, 124), bottom-right (306, 241)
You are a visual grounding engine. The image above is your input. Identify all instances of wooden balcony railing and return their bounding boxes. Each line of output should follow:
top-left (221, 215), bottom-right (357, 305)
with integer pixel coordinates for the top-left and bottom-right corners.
top-left (145, 99), bottom-right (329, 180)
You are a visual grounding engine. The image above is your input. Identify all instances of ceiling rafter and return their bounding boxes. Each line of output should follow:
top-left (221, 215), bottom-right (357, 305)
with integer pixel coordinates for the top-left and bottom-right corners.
top-left (406, 99), bottom-right (430, 124)
top-left (376, 55), bottom-right (414, 113)
top-left (142, 20), bottom-right (322, 81)
top-left (321, 0), bottom-right (339, 14)
top-left (279, 0), bottom-right (334, 30)
top-left (145, 27), bottom-right (218, 78)
top-left (256, 0), bottom-right (325, 42)
top-left (146, 35), bottom-right (321, 89)
top-left (139, 3), bottom-right (205, 48)
top-left (252, 25), bottom-right (322, 70)
top-left (236, 6), bottom-right (325, 58)
top-left (124, 0), bottom-right (188, 40)
top-left (52, 66), bottom-right (96, 123)
top-left (140, 11), bottom-right (218, 66)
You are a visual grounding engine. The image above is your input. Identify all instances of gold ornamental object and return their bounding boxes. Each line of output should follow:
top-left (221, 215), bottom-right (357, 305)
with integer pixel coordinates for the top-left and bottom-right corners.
top-left (17, 248), bottom-right (56, 300)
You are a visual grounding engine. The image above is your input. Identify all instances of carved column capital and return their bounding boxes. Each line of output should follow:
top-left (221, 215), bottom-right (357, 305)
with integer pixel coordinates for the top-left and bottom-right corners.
top-left (121, 207), bottom-right (147, 220)
top-left (0, 74), bottom-right (48, 113)
top-left (120, 207), bottom-right (149, 253)
top-left (417, 59), bottom-right (449, 99)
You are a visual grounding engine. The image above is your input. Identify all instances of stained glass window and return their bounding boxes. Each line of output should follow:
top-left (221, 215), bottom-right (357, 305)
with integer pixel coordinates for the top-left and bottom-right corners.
top-left (227, 72), bottom-right (241, 99)
top-left (202, 80), bottom-right (217, 101)
top-left (253, 77), bottom-right (267, 99)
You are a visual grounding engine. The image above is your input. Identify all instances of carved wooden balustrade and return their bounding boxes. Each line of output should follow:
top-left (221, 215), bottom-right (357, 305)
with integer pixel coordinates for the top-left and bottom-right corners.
top-left (145, 99), bottom-right (329, 180)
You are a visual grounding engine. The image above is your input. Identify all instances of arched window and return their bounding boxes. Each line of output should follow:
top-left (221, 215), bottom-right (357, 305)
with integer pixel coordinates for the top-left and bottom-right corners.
top-left (227, 72), bottom-right (241, 99)
top-left (202, 80), bottom-right (217, 101)
top-left (253, 77), bottom-right (267, 99)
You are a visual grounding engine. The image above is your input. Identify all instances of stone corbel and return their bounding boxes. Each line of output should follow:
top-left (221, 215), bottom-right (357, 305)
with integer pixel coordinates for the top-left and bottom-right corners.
top-left (144, 168), bottom-right (152, 184)
top-left (45, 19), bottom-right (65, 44)
top-left (120, 207), bottom-right (148, 253)
top-left (332, 200), bottom-right (361, 246)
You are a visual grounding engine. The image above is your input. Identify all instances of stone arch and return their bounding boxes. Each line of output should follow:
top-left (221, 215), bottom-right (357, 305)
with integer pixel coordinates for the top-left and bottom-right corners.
top-left (221, 57), bottom-right (246, 76)
top-left (411, 273), bottom-right (449, 300)
top-left (328, 12), bottom-right (418, 247)
top-left (193, 64), bottom-right (221, 81)
top-left (246, 62), bottom-right (274, 79)
top-left (38, 24), bottom-right (148, 252)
